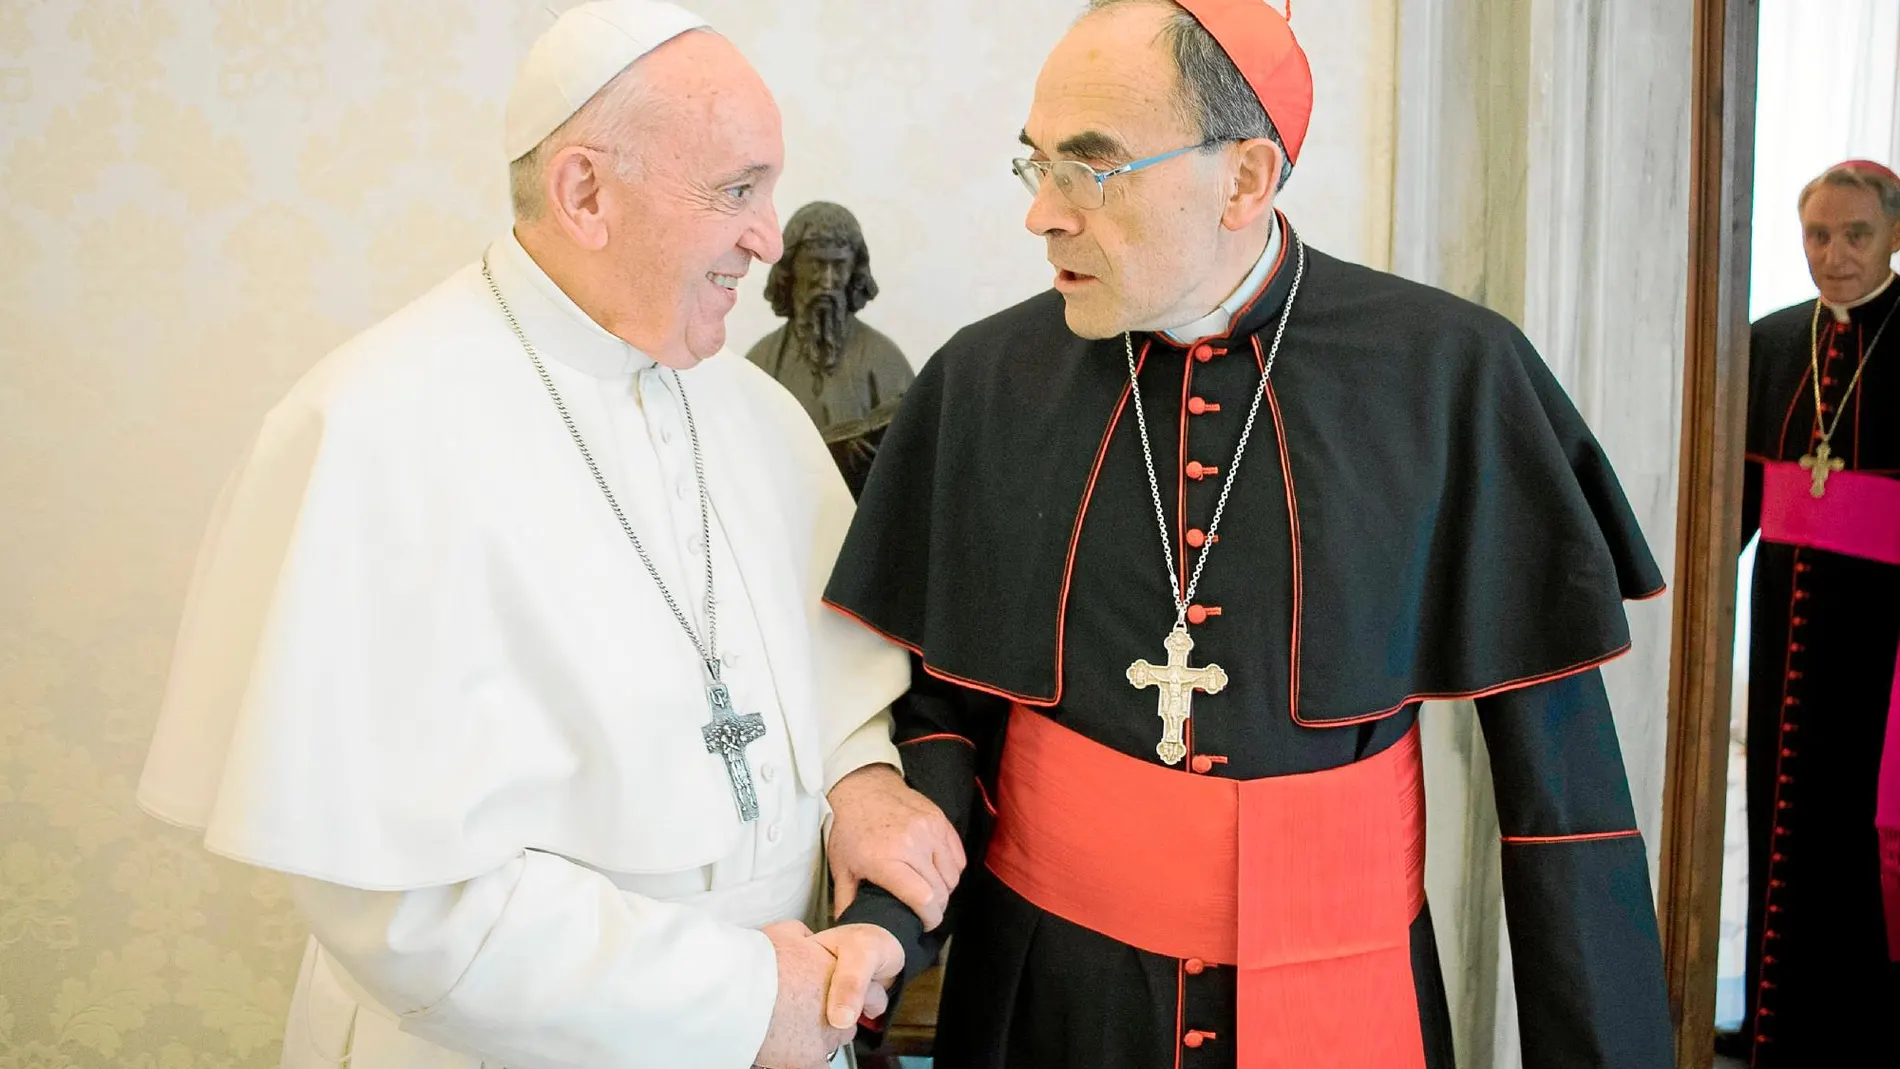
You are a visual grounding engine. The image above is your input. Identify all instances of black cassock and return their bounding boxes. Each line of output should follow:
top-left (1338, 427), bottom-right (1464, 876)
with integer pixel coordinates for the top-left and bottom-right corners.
top-left (1736, 280), bottom-right (1900, 1065)
top-left (830, 222), bottom-right (1674, 1069)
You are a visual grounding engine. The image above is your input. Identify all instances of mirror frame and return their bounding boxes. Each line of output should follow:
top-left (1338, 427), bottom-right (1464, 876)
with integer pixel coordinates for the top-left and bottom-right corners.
top-left (1659, 0), bottom-right (1758, 1065)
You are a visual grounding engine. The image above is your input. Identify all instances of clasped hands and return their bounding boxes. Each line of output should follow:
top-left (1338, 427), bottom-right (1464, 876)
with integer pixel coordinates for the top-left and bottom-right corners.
top-left (753, 764), bottom-right (964, 1069)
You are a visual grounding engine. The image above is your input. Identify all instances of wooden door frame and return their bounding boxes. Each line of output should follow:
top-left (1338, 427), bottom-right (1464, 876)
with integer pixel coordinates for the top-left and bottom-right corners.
top-left (1659, 0), bottom-right (1757, 1066)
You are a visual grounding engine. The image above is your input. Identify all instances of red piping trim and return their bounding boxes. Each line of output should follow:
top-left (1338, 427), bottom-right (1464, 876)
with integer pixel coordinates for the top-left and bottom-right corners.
top-left (1297, 641), bottom-right (1636, 728)
top-left (1173, 963), bottom-right (1186, 1069)
top-left (822, 599), bottom-right (1050, 705)
top-left (819, 355), bottom-right (1140, 709)
top-left (1854, 324), bottom-right (1864, 464)
top-left (1774, 348), bottom-right (1815, 459)
top-left (974, 775), bottom-right (998, 818)
top-left (900, 733), bottom-right (974, 748)
top-left (1633, 582), bottom-right (1669, 602)
top-left (1500, 829), bottom-right (1641, 845)
top-left (1267, 379), bottom-right (1308, 726)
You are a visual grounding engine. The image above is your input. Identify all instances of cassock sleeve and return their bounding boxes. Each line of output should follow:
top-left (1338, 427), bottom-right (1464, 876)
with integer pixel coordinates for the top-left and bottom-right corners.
top-left (288, 850), bottom-right (778, 1069)
top-left (833, 656), bottom-right (1006, 1015)
top-left (1477, 669), bottom-right (1673, 1069)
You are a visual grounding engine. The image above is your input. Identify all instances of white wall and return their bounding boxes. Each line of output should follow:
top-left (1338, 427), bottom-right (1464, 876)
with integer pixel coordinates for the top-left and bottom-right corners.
top-left (709, 0), bottom-right (1400, 366)
top-left (0, 1), bottom-right (1400, 1063)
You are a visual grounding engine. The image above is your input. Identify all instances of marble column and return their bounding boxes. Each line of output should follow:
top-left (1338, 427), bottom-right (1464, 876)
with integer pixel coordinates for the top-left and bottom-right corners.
top-left (1392, 1), bottom-right (1692, 1066)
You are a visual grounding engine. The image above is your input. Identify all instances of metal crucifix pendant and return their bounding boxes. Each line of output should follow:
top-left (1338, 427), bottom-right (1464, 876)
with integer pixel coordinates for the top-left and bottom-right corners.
top-left (1799, 439), bottom-right (1845, 498)
top-left (1127, 625), bottom-right (1228, 766)
top-left (701, 674), bottom-right (768, 822)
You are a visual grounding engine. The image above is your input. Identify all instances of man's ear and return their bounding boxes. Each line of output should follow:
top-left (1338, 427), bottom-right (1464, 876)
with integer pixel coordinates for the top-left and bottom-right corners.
top-left (1221, 138), bottom-right (1283, 233)
top-left (544, 145), bottom-right (612, 251)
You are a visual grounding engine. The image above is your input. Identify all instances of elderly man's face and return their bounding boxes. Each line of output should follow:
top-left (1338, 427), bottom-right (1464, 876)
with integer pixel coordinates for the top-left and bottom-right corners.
top-left (603, 32), bottom-right (784, 366)
top-left (1802, 181), bottom-right (1900, 307)
top-left (794, 241), bottom-right (856, 315)
top-left (1022, 3), bottom-right (1240, 338)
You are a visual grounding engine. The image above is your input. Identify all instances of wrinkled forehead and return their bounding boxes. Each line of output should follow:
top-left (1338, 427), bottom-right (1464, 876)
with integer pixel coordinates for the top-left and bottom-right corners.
top-left (1026, 13), bottom-right (1191, 159)
top-left (646, 34), bottom-right (784, 167)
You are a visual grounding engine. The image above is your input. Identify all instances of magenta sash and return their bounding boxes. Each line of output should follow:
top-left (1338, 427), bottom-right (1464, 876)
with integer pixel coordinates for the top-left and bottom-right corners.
top-left (1760, 461), bottom-right (1900, 960)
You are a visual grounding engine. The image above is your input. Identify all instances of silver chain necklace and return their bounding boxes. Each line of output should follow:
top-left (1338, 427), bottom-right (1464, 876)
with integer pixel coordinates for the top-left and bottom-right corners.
top-left (482, 257), bottom-right (768, 822)
top-left (1122, 235), bottom-right (1305, 766)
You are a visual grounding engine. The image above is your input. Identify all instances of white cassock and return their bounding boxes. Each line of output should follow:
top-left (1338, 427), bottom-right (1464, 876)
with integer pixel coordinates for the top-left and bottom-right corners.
top-left (136, 230), bottom-right (910, 1069)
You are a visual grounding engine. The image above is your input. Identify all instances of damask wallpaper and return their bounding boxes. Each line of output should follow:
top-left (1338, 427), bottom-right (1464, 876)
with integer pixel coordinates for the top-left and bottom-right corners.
top-left (0, 1), bottom-right (1396, 1064)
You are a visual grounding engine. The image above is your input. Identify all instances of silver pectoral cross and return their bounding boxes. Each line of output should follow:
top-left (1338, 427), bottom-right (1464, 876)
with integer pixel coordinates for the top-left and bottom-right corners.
top-left (1127, 625), bottom-right (1228, 766)
top-left (1799, 439), bottom-right (1846, 498)
top-left (701, 674), bottom-right (768, 822)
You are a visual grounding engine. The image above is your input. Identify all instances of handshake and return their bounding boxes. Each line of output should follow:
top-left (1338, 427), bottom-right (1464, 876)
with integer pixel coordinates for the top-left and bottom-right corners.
top-left (753, 764), bottom-right (967, 1069)
top-left (752, 919), bottom-right (904, 1069)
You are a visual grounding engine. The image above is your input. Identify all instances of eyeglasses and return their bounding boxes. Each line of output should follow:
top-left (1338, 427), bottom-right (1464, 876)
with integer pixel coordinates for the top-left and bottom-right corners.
top-left (1011, 140), bottom-right (1227, 210)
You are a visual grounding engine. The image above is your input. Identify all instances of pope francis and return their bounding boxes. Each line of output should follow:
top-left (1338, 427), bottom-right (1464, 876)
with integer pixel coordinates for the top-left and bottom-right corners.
top-left (134, 3), bottom-right (919, 1067)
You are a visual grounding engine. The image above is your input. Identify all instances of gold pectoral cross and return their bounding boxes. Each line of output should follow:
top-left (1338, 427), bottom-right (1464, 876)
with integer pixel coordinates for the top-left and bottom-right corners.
top-left (1799, 440), bottom-right (1846, 498)
top-left (1127, 625), bottom-right (1228, 766)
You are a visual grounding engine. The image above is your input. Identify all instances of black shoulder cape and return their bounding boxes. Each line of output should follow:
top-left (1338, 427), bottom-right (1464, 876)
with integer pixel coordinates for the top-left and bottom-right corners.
top-left (825, 232), bottom-right (1664, 725)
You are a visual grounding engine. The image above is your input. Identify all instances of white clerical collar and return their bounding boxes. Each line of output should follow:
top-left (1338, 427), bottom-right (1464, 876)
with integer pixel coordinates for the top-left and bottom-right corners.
top-left (1823, 271), bottom-right (1897, 324)
top-left (1162, 217), bottom-right (1283, 344)
top-left (485, 230), bottom-right (657, 379)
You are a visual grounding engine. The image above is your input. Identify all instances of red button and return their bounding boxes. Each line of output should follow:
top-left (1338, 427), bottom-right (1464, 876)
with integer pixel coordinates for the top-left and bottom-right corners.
top-left (1186, 461), bottom-right (1218, 481)
top-left (1186, 604), bottom-right (1220, 625)
top-left (1191, 755), bottom-right (1215, 774)
top-left (1192, 343), bottom-right (1217, 363)
top-left (1188, 396), bottom-right (1221, 415)
top-left (1183, 1030), bottom-right (1215, 1049)
top-left (1184, 958), bottom-right (1206, 975)
top-left (1186, 528), bottom-right (1207, 548)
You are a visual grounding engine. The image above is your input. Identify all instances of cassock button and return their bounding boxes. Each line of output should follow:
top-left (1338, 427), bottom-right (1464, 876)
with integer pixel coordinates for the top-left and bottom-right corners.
top-left (1183, 1030), bottom-right (1216, 1049)
top-left (759, 762), bottom-right (777, 784)
top-left (766, 823), bottom-right (782, 844)
top-left (1191, 755), bottom-right (1215, 774)
top-left (1187, 604), bottom-right (1220, 625)
top-left (1183, 958), bottom-right (1206, 975)
top-left (1188, 396), bottom-right (1220, 415)
top-left (1186, 461), bottom-right (1218, 481)
top-left (1186, 528), bottom-right (1207, 548)
top-left (1192, 343), bottom-right (1217, 363)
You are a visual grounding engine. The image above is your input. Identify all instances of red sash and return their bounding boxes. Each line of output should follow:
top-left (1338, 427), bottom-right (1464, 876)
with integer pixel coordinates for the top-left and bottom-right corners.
top-left (1759, 460), bottom-right (1900, 960)
top-left (985, 706), bottom-right (1427, 1068)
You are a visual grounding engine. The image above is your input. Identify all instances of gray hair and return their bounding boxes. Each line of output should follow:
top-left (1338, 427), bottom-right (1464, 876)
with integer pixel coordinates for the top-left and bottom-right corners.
top-left (509, 59), bottom-right (657, 221)
top-left (1798, 161), bottom-right (1900, 224)
top-left (1084, 0), bottom-right (1294, 190)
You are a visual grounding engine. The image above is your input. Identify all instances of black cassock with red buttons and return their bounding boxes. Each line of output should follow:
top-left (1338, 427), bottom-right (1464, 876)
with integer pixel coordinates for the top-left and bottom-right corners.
top-left (1734, 282), bottom-right (1900, 1065)
top-left (827, 224), bottom-right (1673, 1069)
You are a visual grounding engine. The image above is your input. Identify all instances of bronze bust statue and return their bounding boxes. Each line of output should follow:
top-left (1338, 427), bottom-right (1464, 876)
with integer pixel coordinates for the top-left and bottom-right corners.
top-left (746, 202), bottom-right (914, 496)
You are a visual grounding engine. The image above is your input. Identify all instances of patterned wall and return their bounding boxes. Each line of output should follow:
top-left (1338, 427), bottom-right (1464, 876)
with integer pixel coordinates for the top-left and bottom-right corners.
top-left (0, 1), bottom-right (1395, 1063)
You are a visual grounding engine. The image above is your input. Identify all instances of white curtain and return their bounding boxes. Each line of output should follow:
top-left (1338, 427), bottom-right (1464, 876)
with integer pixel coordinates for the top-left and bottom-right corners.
top-left (1393, 1), bottom-right (1693, 1065)
top-left (1749, 0), bottom-right (1900, 320)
